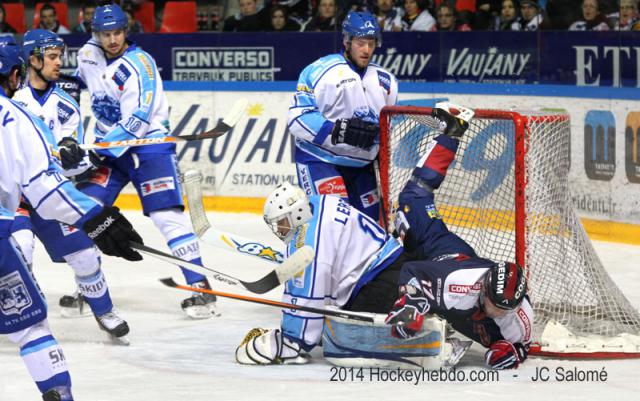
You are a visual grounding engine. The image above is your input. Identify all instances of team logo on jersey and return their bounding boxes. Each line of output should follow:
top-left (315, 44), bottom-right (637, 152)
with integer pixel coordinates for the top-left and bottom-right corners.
top-left (425, 204), bottom-right (442, 219)
top-left (57, 101), bottom-right (74, 125)
top-left (449, 282), bottom-right (482, 294)
top-left (60, 223), bottom-right (78, 236)
top-left (377, 71), bottom-right (391, 94)
top-left (316, 176), bottom-right (347, 197)
top-left (360, 189), bottom-right (379, 208)
top-left (140, 177), bottom-right (176, 196)
top-left (112, 64), bottom-right (132, 91)
top-left (91, 93), bottom-right (122, 125)
top-left (0, 271), bottom-right (33, 315)
top-left (88, 166), bottom-right (112, 187)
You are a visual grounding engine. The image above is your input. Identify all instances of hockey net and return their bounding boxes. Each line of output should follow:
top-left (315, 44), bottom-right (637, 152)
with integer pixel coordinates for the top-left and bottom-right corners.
top-left (378, 106), bottom-right (640, 358)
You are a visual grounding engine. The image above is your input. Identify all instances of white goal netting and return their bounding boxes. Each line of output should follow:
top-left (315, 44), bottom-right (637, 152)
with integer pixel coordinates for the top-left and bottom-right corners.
top-left (379, 106), bottom-right (640, 357)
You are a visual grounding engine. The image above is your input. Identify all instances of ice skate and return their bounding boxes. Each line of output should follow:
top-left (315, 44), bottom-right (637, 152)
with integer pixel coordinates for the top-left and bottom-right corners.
top-left (59, 291), bottom-right (92, 318)
top-left (95, 310), bottom-right (130, 346)
top-left (181, 279), bottom-right (220, 319)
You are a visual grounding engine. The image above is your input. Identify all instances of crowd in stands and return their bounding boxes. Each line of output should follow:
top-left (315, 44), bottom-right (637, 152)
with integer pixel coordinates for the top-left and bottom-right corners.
top-left (0, 0), bottom-right (638, 35)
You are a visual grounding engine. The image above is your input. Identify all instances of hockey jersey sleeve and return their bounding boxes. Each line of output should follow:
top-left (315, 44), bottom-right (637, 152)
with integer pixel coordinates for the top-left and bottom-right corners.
top-left (100, 52), bottom-right (161, 158)
top-left (8, 105), bottom-right (101, 228)
top-left (279, 223), bottom-right (330, 352)
top-left (287, 63), bottom-right (336, 148)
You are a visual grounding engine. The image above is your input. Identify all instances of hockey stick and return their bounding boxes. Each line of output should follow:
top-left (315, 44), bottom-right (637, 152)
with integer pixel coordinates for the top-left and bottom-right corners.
top-left (183, 169), bottom-right (285, 264)
top-left (130, 242), bottom-right (312, 294)
top-left (78, 98), bottom-right (249, 151)
top-left (160, 277), bottom-right (376, 323)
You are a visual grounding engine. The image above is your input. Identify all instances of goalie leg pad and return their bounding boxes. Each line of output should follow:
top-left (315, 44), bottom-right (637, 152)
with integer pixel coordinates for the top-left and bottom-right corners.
top-left (322, 311), bottom-right (469, 369)
top-left (236, 328), bottom-right (310, 365)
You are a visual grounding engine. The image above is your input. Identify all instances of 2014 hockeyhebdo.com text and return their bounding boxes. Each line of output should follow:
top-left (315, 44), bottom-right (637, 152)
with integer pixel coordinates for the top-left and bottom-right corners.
top-left (328, 366), bottom-right (610, 384)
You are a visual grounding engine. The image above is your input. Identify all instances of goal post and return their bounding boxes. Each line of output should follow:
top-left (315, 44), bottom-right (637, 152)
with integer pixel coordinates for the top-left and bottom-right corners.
top-left (378, 105), bottom-right (640, 358)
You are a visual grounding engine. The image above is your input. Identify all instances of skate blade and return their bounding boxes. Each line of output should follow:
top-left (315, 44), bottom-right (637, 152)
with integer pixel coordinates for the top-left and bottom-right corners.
top-left (183, 305), bottom-right (220, 320)
top-left (109, 334), bottom-right (130, 346)
top-left (60, 307), bottom-right (93, 319)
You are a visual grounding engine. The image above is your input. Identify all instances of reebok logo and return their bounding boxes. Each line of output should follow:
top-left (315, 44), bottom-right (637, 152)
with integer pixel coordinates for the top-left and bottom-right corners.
top-left (87, 216), bottom-right (115, 239)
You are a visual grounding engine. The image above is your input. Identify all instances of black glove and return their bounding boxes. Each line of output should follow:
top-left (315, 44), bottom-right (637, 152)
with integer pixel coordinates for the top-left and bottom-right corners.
top-left (83, 206), bottom-right (143, 261)
top-left (330, 118), bottom-right (379, 149)
top-left (431, 108), bottom-right (469, 138)
top-left (484, 340), bottom-right (529, 370)
top-left (57, 74), bottom-right (82, 104)
top-left (57, 137), bottom-right (86, 170)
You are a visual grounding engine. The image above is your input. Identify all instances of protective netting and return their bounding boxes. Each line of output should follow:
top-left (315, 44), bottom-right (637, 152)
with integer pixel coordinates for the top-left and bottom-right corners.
top-left (378, 106), bottom-right (640, 350)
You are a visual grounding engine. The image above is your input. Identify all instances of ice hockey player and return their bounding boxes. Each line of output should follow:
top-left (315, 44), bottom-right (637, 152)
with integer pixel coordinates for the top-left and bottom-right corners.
top-left (0, 39), bottom-right (142, 401)
top-left (10, 29), bottom-right (132, 343)
top-left (237, 106), bottom-right (533, 370)
top-left (73, 3), bottom-right (218, 318)
top-left (287, 11), bottom-right (398, 221)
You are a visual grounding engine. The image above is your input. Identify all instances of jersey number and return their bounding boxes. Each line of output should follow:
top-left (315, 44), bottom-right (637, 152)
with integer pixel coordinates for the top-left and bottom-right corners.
top-left (357, 215), bottom-right (386, 245)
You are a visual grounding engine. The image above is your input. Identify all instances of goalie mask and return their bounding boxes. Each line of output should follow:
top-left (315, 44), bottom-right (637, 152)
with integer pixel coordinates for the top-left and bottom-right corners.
top-left (263, 183), bottom-right (313, 242)
top-left (483, 262), bottom-right (527, 311)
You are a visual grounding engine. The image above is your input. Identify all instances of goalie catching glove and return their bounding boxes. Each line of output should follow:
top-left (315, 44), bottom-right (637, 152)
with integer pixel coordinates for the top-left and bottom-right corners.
top-left (83, 206), bottom-right (143, 261)
top-left (236, 328), bottom-right (310, 365)
top-left (484, 340), bottom-right (529, 370)
top-left (431, 107), bottom-right (469, 138)
top-left (330, 117), bottom-right (379, 150)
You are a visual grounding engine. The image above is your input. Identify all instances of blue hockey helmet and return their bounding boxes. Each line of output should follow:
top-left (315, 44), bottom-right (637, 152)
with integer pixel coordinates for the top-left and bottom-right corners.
top-left (0, 35), bottom-right (17, 47)
top-left (342, 11), bottom-right (382, 46)
top-left (0, 40), bottom-right (25, 83)
top-left (22, 29), bottom-right (66, 61)
top-left (92, 4), bottom-right (128, 32)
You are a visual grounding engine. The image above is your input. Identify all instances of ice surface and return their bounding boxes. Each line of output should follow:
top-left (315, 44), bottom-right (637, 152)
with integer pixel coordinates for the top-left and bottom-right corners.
top-left (1, 212), bottom-right (639, 400)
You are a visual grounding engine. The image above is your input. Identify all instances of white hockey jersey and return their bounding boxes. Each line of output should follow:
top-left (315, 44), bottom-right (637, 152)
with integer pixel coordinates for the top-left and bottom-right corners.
top-left (75, 40), bottom-right (170, 158)
top-left (288, 53), bottom-right (398, 167)
top-left (0, 90), bottom-right (101, 238)
top-left (281, 195), bottom-right (403, 350)
top-left (13, 83), bottom-right (84, 144)
top-left (12, 82), bottom-right (91, 177)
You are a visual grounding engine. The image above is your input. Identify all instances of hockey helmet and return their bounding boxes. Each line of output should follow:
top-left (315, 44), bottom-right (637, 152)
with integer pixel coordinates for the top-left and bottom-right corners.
top-left (92, 4), bottom-right (128, 32)
top-left (263, 182), bottom-right (313, 242)
top-left (483, 262), bottom-right (527, 311)
top-left (342, 11), bottom-right (382, 46)
top-left (0, 39), bottom-right (25, 77)
top-left (22, 29), bottom-right (66, 61)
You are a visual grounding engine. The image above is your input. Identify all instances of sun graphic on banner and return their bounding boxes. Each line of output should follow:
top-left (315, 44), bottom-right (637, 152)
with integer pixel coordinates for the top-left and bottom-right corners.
top-left (247, 103), bottom-right (264, 117)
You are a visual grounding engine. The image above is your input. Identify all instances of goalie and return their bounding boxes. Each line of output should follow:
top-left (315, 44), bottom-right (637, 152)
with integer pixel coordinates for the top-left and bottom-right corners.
top-left (236, 106), bottom-right (533, 370)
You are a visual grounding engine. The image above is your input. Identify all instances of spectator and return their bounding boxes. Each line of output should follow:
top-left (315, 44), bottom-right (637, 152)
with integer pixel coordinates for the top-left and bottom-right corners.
top-left (615, 0), bottom-right (640, 30)
top-left (494, 0), bottom-right (519, 30)
top-left (511, 0), bottom-right (550, 30)
top-left (374, 0), bottom-right (403, 31)
top-left (74, 2), bottom-right (97, 33)
top-left (268, 4), bottom-right (302, 31)
top-left (0, 4), bottom-right (17, 34)
top-left (569, 0), bottom-right (611, 30)
top-left (431, 2), bottom-right (471, 31)
top-left (223, 0), bottom-right (268, 31)
top-left (124, 9), bottom-right (144, 33)
top-left (474, 0), bottom-right (502, 30)
top-left (38, 3), bottom-right (71, 34)
top-left (401, 0), bottom-right (436, 31)
top-left (303, 0), bottom-right (340, 31)
top-left (545, 0), bottom-right (581, 29)
top-left (274, 0), bottom-right (313, 23)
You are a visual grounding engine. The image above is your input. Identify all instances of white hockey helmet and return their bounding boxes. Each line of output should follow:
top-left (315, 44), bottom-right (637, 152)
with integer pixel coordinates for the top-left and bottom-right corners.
top-left (263, 182), bottom-right (313, 242)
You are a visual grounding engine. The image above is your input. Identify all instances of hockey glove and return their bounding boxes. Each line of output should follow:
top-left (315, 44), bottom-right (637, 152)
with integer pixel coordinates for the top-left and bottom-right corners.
top-left (330, 118), bottom-right (379, 150)
top-left (83, 206), bottom-right (143, 261)
top-left (431, 108), bottom-right (469, 138)
top-left (235, 328), bottom-right (310, 365)
top-left (484, 340), bottom-right (529, 370)
top-left (385, 285), bottom-right (431, 340)
top-left (57, 137), bottom-right (86, 170)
